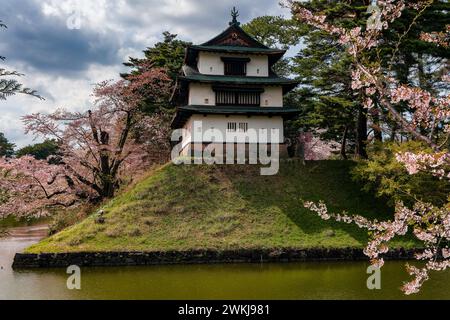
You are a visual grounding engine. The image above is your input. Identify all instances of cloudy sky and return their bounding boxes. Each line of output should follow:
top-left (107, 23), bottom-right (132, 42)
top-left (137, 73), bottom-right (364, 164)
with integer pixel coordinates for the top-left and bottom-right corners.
top-left (0, 0), bottom-right (291, 148)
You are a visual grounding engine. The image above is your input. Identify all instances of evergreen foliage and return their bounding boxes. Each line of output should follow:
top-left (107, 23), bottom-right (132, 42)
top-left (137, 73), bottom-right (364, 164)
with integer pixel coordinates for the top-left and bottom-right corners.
top-left (290, 0), bottom-right (449, 158)
top-left (123, 31), bottom-right (191, 82)
top-left (0, 132), bottom-right (15, 157)
top-left (352, 141), bottom-right (450, 207)
top-left (16, 140), bottom-right (60, 162)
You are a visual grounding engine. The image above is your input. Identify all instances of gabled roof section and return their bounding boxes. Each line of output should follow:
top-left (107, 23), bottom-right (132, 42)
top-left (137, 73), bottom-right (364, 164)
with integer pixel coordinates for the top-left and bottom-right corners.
top-left (202, 7), bottom-right (268, 49)
top-left (185, 45), bottom-right (286, 68)
top-left (189, 45), bottom-right (285, 56)
top-left (185, 8), bottom-right (286, 67)
top-left (202, 7), bottom-right (269, 49)
top-left (201, 24), bottom-right (268, 49)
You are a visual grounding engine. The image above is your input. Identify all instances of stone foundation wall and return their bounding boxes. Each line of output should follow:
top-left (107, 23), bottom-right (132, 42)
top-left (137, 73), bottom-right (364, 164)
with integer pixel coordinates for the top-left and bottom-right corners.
top-left (13, 248), bottom-right (416, 269)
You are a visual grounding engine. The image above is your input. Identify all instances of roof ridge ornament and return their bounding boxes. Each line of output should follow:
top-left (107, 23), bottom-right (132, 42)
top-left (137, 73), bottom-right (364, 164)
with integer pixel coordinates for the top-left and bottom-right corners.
top-left (229, 7), bottom-right (240, 26)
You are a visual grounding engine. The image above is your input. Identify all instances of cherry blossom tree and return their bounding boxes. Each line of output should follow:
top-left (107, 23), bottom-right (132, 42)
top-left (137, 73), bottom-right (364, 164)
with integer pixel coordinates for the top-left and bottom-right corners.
top-left (297, 132), bottom-right (339, 161)
top-left (0, 65), bottom-right (172, 218)
top-left (0, 156), bottom-right (79, 218)
top-left (289, 0), bottom-right (450, 294)
top-left (136, 112), bottom-right (174, 163)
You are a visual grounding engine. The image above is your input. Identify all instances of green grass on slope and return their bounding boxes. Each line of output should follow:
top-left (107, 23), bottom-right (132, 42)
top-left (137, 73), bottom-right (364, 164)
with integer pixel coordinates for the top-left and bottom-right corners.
top-left (27, 161), bottom-right (417, 253)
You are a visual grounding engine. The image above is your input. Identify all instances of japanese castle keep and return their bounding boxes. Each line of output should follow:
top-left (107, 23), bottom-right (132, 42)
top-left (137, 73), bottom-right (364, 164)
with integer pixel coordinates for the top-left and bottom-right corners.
top-left (171, 8), bottom-right (300, 159)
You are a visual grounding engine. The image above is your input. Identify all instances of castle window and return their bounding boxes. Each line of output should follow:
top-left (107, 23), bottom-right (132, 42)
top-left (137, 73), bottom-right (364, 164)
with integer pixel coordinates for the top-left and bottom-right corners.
top-left (239, 123), bottom-right (249, 133)
top-left (214, 87), bottom-right (264, 106)
top-left (227, 122), bottom-right (237, 132)
top-left (221, 57), bottom-right (250, 76)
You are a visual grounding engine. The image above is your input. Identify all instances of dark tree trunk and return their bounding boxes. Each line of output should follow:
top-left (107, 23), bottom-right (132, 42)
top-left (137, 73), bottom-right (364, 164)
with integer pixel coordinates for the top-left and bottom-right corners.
top-left (340, 125), bottom-right (349, 160)
top-left (102, 181), bottom-right (115, 199)
top-left (390, 123), bottom-right (397, 142)
top-left (372, 105), bottom-right (383, 142)
top-left (355, 106), bottom-right (368, 159)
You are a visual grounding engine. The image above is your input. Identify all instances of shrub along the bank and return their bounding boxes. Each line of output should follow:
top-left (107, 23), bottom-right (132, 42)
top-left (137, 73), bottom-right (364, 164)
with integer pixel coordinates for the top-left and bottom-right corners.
top-left (352, 141), bottom-right (450, 207)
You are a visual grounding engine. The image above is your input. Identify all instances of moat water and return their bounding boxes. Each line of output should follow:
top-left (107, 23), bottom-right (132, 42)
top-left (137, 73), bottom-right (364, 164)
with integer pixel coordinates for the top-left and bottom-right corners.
top-left (1, 224), bottom-right (449, 300)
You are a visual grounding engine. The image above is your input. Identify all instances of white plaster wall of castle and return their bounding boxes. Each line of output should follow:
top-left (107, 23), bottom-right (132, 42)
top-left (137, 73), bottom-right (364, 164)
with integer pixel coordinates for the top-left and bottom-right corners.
top-left (188, 83), bottom-right (283, 107)
top-left (198, 52), bottom-right (269, 77)
top-left (261, 87), bottom-right (283, 107)
top-left (188, 83), bottom-right (216, 106)
top-left (183, 114), bottom-right (284, 144)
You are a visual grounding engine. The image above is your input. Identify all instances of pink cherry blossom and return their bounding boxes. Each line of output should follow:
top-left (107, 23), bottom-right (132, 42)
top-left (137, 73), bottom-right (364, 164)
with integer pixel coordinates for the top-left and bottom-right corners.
top-left (1, 64), bottom-right (172, 218)
top-left (292, 0), bottom-right (450, 294)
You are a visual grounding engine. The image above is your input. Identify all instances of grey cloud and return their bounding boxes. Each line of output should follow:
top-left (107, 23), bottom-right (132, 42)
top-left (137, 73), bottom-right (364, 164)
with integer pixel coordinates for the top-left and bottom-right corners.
top-left (0, 0), bottom-right (289, 147)
top-left (1, 0), bottom-right (121, 74)
top-left (1, 0), bottom-right (287, 74)
top-left (118, 0), bottom-right (287, 43)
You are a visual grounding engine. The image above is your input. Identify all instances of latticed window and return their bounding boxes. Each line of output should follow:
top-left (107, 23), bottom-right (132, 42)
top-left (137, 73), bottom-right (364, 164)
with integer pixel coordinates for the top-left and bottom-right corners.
top-left (237, 92), bottom-right (260, 105)
top-left (215, 89), bottom-right (262, 106)
top-left (224, 61), bottom-right (246, 76)
top-left (239, 123), bottom-right (249, 133)
top-left (227, 122), bottom-right (237, 132)
top-left (221, 57), bottom-right (250, 76)
top-left (216, 91), bottom-right (236, 105)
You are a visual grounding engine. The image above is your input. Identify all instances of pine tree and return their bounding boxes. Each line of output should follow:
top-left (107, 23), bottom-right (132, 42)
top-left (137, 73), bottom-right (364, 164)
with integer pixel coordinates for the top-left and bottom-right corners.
top-left (0, 132), bottom-right (15, 157)
top-left (16, 139), bottom-right (60, 162)
top-left (123, 32), bottom-right (191, 82)
top-left (290, 1), bottom-right (366, 158)
top-left (290, 0), bottom-right (449, 158)
top-left (381, 0), bottom-right (449, 142)
top-left (122, 32), bottom-right (191, 115)
top-left (242, 16), bottom-right (304, 76)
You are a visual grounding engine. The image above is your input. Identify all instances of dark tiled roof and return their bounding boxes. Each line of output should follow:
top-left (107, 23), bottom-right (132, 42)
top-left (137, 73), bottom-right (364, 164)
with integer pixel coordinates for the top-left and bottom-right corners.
top-left (180, 73), bottom-right (299, 86)
top-left (171, 105), bottom-right (300, 128)
top-left (179, 72), bottom-right (300, 95)
top-left (201, 23), bottom-right (268, 49)
top-left (185, 45), bottom-right (285, 68)
top-left (190, 45), bottom-right (285, 55)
